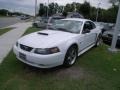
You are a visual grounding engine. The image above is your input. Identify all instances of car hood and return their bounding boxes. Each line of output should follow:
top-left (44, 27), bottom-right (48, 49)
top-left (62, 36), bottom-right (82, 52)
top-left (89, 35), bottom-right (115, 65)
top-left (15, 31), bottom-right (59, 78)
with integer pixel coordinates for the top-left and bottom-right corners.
top-left (18, 30), bottom-right (77, 48)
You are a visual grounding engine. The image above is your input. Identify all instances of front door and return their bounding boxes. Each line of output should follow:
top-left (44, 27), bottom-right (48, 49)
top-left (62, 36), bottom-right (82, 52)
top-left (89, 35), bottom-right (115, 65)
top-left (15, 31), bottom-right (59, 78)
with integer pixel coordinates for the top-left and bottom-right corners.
top-left (81, 21), bottom-right (97, 51)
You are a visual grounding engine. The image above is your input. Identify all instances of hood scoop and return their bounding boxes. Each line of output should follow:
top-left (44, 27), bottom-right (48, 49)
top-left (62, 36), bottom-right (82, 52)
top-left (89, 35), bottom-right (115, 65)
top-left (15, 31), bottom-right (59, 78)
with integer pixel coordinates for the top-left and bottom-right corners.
top-left (37, 32), bottom-right (48, 36)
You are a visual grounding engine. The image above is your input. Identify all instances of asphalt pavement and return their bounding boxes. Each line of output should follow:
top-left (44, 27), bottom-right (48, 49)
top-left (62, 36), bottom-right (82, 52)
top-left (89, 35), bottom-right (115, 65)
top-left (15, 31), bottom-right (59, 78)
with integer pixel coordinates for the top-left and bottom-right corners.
top-left (0, 17), bottom-right (23, 28)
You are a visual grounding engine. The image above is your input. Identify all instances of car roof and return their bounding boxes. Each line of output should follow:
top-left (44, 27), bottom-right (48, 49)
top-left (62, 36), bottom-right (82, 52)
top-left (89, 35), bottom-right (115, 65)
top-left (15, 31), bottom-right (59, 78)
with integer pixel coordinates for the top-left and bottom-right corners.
top-left (62, 18), bottom-right (91, 23)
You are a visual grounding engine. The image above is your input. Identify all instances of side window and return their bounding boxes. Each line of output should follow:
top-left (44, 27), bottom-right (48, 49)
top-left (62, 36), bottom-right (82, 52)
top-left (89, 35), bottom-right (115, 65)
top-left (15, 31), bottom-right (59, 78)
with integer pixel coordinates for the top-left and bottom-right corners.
top-left (90, 22), bottom-right (96, 29)
top-left (83, 22), bottom-right (91, 30)
top-left (82, 21), bottom-right (96, 34)
top-left (82, 22), bottom-right (91, 34)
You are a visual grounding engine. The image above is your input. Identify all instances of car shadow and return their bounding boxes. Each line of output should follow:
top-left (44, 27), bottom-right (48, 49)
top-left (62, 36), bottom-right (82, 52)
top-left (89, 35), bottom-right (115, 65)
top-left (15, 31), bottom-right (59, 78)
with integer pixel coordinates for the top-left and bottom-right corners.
top-left (18, 45), bottom-right (101, 75)
top-left (20, 46), bottom-right (96, 74)
top-left (22, 63), bottom-right (67, 74)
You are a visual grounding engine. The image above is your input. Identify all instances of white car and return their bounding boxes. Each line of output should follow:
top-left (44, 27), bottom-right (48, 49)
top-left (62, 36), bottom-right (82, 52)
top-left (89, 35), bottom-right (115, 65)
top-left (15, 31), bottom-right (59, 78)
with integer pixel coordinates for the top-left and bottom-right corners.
top-left (13, 18), bottom-right (101, 68)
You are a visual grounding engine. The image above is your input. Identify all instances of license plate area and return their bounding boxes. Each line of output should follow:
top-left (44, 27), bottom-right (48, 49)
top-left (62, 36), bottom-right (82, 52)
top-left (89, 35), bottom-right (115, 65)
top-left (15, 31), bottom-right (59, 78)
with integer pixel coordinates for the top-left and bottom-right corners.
top-left (19, 52), bottom-right (26, 60)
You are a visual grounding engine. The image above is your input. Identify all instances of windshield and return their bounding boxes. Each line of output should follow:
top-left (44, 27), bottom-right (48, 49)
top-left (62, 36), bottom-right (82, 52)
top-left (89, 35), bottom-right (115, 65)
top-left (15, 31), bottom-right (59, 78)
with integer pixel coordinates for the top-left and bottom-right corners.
top-left (48, 20), bottom-right (83, 34)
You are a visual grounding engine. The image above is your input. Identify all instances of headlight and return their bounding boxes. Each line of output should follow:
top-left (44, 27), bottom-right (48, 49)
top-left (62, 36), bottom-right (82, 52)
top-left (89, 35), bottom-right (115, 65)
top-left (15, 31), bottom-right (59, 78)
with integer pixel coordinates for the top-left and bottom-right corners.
top-left (34, 47), bottom-right (60, 55)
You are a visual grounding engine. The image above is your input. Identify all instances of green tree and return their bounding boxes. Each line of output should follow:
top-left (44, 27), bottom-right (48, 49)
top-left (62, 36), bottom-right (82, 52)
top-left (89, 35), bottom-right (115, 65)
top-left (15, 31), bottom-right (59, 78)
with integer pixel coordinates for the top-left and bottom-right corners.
top-left (57, 6), bottom-right (64, 13)
top-left (0, 9), bottom-right (9, 16)
top-left (48, 3), bottom-right (55, 16)
top-left (64, 4), bottom-right (74, 13)
top-left (78, 1), bottom-right (90, 18)
top-left (38, 4), bottom-right (46, 16)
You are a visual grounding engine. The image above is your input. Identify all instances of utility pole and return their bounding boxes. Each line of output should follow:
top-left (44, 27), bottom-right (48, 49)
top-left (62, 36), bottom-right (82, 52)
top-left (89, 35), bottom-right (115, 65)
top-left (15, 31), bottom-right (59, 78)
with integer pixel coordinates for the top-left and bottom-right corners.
top-left (74, 3), bottom-right (77, 12)
top-left (34, 0), bottom-right (37, 22)
top-left (96, 2), bottom-right (101, 22)
top-left (47, 0), bottom-right (49, 18)
top-left (108, 2), bottom-right (120, 52)
top-left (73, 0), bottom-right (77, 12)
top-left (35, 0), bottom-right (37, 18)
top-left (89, 0), bottom-right (91, 19)
top-left (45, 3), bottom-right (47, 17)
top-left (63, 6), bottom-right (64, 13)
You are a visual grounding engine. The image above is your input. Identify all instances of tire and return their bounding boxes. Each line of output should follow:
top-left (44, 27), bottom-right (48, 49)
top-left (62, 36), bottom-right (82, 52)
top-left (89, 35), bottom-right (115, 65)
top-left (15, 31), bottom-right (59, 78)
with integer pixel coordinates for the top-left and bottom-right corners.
top-left (95, 34), bottom-right (102, 47)
top-left (63, 45), bottom-right (78, 67)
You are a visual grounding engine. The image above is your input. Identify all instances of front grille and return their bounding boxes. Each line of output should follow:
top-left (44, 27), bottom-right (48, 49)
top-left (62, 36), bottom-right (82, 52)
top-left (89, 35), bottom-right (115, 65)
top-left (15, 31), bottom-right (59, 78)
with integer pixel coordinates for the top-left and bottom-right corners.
top-left (20, 44), bottom-right (33, 52)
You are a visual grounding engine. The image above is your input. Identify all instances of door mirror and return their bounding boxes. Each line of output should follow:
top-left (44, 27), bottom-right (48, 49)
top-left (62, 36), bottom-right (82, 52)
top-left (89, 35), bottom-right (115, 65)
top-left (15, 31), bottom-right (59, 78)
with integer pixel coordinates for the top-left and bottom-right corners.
top-left (82, 29), bottom-right (90, 34)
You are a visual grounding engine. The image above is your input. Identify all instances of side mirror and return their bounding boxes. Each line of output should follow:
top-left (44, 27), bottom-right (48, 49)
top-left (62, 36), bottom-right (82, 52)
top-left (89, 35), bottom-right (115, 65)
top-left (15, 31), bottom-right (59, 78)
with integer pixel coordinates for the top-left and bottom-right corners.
top-left (82, 29), bottom-right (90, 34)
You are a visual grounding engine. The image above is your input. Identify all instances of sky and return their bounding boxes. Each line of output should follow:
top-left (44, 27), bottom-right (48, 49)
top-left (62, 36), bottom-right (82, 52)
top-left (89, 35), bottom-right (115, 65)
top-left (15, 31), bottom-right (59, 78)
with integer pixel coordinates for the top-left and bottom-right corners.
top-left (0, 0), bottom-right (112, 15)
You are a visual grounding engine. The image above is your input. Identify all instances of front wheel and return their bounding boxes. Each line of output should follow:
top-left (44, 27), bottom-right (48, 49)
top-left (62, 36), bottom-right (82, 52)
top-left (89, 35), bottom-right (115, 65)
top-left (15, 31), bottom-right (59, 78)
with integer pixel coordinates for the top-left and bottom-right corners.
top-left (63, 46), bottom-right (78, 67)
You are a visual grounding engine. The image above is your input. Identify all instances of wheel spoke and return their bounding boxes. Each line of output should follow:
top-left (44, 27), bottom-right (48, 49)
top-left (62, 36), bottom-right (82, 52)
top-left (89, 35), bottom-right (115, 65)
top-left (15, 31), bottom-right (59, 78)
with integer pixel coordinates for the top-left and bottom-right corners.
top-left (64, 46), bottom-right (77, 66)
top-left (67, 48), bottom-right (76, 65)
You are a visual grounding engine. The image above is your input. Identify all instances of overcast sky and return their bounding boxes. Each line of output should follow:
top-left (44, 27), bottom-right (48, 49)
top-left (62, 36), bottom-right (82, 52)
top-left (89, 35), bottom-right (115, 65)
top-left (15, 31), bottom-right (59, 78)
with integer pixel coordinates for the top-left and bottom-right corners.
top-left (0, 0), bottom-right (112, 15)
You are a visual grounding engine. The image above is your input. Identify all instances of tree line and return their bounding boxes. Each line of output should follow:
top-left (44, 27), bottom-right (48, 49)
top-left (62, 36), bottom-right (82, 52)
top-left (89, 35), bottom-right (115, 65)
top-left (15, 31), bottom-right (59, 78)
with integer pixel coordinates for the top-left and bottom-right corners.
top-left (38, 1), bottom-right (119, 23)
top-left (0, 9), bottom-right (29, 17)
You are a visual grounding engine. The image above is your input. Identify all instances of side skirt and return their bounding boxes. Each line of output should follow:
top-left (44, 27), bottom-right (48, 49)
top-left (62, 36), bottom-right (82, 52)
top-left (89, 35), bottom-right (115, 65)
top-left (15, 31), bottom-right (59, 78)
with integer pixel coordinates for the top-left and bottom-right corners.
top-left (78, 44), bottom-right (95, 56)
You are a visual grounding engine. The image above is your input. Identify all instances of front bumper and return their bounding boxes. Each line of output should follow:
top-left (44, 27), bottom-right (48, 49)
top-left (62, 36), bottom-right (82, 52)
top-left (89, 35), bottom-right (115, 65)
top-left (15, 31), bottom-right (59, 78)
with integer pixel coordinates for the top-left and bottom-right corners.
top-left (13, 45), bottom-right (65, 68)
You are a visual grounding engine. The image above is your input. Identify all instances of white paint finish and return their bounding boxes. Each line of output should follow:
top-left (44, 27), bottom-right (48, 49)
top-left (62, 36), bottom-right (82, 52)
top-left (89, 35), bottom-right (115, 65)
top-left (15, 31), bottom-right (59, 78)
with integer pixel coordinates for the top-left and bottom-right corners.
top-left (0, 22), bottom-right (32, 63)
top-left (18, 30), bottom-right (78, 48)
top-left (13, 45), bottom-right (64, 68)
top-left (13, 18), bottom-right (101, 68)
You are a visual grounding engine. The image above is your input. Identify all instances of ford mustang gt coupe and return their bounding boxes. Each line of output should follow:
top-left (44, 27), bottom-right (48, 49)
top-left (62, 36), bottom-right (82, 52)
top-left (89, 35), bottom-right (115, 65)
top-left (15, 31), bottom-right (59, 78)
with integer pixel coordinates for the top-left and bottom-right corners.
top-left (13, 18), bottom-right (101, 68)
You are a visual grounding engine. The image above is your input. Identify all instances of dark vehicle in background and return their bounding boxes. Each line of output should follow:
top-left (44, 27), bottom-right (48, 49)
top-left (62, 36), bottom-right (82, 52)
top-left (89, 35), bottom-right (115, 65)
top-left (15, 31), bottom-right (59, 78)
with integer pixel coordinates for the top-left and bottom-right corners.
top-left (33, 12), bottom-right (84, 28)
top-left (33, 16), bottom-right (64, 28)
top-left (47, 16), bottom-right (65, 28)
top-left (101, 23), bottom-right (115, 33)
top-left (67, 12), bottom-right (84, 19)
top-left (20, 15), bottom-right (30, 20)
top-left (102, 24), bottom-right (120, 48)
top-left (33, 17), bottom-right (49, 28)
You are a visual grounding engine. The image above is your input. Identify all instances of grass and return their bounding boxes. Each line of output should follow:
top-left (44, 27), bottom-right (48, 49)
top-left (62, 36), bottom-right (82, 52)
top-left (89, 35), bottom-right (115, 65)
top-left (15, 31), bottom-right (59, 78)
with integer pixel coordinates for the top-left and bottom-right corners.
top-left (23, 27), bottom-right (40, 35)
top-left (0, 27), bottom-right (120, 90)
top-left (0, 28), bottom-right (12, 36)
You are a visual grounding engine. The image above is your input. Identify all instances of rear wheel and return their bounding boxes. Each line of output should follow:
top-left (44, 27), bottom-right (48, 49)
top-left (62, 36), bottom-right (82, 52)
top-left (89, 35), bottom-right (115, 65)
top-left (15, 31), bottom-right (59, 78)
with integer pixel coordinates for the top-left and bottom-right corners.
top-left (63, 46), bottom-right (78, 67)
